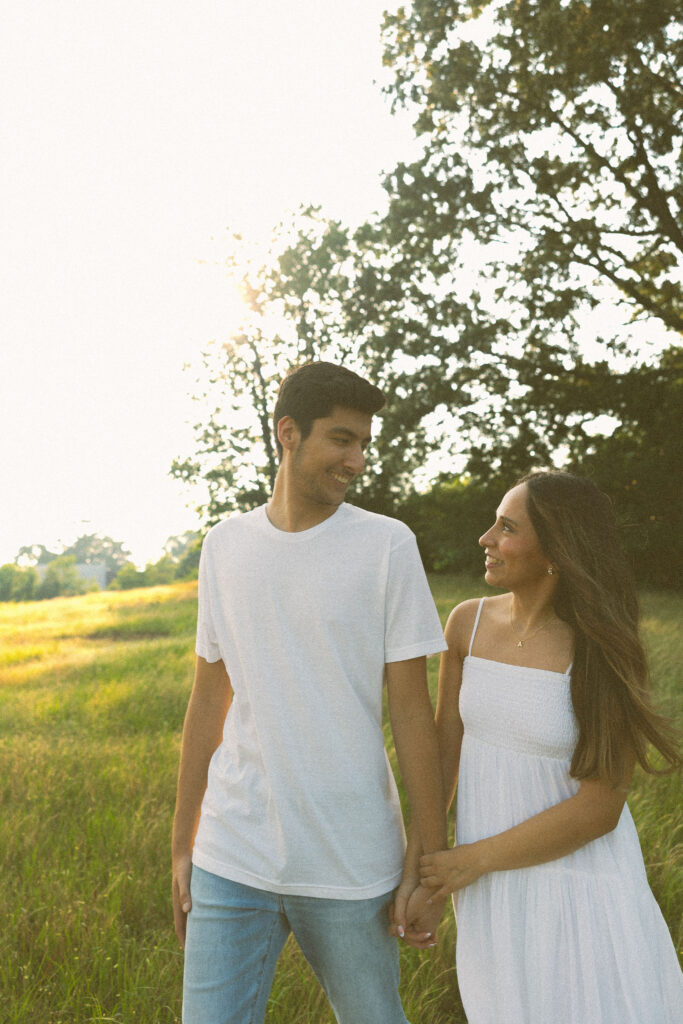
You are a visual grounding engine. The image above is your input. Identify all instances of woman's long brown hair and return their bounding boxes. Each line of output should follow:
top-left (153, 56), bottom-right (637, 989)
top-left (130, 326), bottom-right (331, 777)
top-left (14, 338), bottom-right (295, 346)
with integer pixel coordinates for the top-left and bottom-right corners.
top-left (518, 471), bottom-right (680, 784)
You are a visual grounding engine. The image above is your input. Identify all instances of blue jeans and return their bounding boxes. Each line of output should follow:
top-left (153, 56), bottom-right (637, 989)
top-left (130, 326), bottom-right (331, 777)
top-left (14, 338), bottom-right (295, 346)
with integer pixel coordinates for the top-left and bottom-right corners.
top-left (183, 866), bottom-right (410, 1024)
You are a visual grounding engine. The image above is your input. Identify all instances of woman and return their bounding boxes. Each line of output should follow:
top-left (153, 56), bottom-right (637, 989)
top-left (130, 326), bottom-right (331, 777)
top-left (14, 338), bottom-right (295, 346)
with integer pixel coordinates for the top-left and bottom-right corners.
top-left (420, 471), bottom-right (682, 1023)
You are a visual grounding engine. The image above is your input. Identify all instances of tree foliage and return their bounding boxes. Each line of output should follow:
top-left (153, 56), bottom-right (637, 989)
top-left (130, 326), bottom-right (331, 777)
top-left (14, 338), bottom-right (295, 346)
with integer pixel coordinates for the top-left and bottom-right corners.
top-left (172, 210), bottom-right (353, 523)
top-left (0, 564), bottom-right (39, 602)
top-left (62, 534), bottom-right (130, 574)
top-left (15, 535), bottom-right (130, 574)
top-left (382, 0), bottom-right (682, 335)
top-left (172, 3), bottom-right (682, 584)
top-left (403, 345), bottom-right (683, 585)
top-left (567, 345), bottom-right (683, 586)
top-left (35, 556), bottom-right (93, 600)
top-left (172, 202), bottom-right (520, 522)
top-left (379, 0), bottom-right (683, 484)
top-left (171, 207), bottom-right (476, 522)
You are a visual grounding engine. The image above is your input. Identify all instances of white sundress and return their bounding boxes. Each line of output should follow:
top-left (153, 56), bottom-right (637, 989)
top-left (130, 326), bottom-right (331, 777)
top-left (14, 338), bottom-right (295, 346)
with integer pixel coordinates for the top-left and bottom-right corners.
top-left (454, 598), bottom-right (683, 1024)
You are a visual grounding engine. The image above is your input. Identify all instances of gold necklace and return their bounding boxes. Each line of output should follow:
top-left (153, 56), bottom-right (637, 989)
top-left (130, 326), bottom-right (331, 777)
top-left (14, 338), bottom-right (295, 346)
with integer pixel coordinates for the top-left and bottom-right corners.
top-left (509, 605), bottom-right (554, 648)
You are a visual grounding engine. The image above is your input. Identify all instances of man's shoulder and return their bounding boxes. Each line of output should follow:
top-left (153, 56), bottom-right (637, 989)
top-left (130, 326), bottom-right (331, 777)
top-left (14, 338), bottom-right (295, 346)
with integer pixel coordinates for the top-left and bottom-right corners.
top-left (203, 506), bottom-right (264, 547)
top-left (343, 504), bottom-right (415, 544)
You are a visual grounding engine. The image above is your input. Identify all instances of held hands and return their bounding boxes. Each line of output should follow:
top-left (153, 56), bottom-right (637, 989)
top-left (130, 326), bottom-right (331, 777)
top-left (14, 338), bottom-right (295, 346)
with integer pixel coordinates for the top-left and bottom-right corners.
top-left (419, 842), bottom-right (487, 898)
top-left (389, 877), bottom-right (447, 950)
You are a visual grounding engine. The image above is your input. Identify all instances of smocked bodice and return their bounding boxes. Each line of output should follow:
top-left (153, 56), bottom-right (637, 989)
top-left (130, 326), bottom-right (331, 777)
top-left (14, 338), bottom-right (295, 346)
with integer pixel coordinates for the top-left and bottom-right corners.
top-left (459, 655), bottom-right (578, 761)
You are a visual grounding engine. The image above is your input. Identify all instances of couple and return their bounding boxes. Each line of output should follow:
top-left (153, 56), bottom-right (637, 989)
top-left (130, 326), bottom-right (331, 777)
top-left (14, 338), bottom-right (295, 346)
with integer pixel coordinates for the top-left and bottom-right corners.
top-left (172, 361), bottom-right (681, 1024)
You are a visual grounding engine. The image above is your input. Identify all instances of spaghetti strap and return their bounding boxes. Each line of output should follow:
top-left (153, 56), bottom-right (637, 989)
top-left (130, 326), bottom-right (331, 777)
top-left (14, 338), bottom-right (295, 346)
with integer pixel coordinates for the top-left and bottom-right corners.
top-left (468, 597), bottom-right (486, 657)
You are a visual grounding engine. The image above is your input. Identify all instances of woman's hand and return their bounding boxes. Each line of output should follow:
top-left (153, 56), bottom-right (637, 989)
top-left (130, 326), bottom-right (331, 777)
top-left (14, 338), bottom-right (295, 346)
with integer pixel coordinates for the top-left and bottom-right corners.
top-left (419, 842), bottom-right (488, 898)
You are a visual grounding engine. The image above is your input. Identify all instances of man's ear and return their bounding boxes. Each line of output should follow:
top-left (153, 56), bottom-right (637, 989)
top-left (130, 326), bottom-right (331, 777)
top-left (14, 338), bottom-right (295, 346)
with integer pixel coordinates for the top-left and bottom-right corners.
top-left (277, 415), bottom-right (300, 454)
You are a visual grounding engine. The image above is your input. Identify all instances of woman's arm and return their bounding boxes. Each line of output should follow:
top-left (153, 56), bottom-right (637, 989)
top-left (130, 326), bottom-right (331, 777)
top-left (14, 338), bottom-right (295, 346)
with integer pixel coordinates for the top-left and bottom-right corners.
top-left (420, 768), bottom-right (634, 897)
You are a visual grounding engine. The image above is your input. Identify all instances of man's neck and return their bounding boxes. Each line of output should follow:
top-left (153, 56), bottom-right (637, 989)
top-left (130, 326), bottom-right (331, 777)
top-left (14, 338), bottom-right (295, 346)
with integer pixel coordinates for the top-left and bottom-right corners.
top-left (266, 477), bottom-right (341, 533)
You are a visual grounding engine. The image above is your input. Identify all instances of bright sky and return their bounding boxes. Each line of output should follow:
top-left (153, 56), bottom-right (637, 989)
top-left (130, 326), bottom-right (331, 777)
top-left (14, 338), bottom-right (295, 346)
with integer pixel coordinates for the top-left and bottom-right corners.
top-left (1, 0), bottom-right (420, 567)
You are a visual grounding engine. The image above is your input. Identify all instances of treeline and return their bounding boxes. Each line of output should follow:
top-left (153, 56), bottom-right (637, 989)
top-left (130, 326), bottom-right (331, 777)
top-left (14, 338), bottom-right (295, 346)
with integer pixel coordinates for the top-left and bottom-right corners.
top-left (394, 461), bottom-right (677, 590)
top-left (0, 532), bottom-right (201, 603)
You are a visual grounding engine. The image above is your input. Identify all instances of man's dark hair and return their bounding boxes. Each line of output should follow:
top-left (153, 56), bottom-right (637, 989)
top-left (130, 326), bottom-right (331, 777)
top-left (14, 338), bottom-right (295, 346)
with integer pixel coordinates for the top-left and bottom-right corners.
top-left (272, 361), bottom-right (385, 459)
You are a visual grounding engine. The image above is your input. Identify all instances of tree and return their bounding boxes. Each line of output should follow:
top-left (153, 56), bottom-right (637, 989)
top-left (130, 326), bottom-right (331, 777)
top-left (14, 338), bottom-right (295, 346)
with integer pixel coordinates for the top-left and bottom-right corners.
top-left (15, 535), bottom-right (130, 584)
top-left (0, 564), bottom-right (39, 602)
top-left (15, 544), bottom-right (60, 567)
top-left (402, 346), bottom-right (683, 585)
top-left (162, 531), bottom-right (200, 563)
top-left (380, 0), bottom-right (683, 466)
top-left (175, 3), bottom-right (682, 580)
top-left (400, 473), bottom-right (498, 573)
top-left (109, 563), bottom-right (147, 591)
top-left (62, 534), bottom-right (130, 575)
top-left (566, 346), bottom-right (683, 586)
top-left (171, 208), bottom-right (359, 523)
top-left (36, 556), bottom-right (91, 600)
top-left (382, 0), bottom-right (682, 332)
top-left (163, 532), bottom-right (201, 580)
top-left (172, 204), bottom-right (513, 521)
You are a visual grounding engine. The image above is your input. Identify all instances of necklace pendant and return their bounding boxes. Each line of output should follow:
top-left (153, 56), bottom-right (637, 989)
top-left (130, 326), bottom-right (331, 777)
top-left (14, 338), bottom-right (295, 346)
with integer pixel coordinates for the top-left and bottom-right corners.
top-left (517, 640), bottom-right (524, 647)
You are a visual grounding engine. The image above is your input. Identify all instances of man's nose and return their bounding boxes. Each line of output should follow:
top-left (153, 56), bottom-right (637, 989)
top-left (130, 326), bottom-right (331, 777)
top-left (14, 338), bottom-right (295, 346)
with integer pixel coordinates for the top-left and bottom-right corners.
top-left (344, 444), bottom-right (365, 475)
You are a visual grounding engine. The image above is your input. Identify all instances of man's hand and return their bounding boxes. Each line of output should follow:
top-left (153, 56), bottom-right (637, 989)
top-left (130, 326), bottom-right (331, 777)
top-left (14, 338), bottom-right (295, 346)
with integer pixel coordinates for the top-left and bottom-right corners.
top-left (388, 873), bottom-right (417, 941)
top-left (172, 852), bottom-right (193, 948)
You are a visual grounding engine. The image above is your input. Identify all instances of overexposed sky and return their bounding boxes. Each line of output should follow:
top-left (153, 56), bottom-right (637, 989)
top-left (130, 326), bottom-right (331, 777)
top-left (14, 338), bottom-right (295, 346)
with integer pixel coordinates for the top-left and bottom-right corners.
top-left (1, 0), bottom-right (420, 566)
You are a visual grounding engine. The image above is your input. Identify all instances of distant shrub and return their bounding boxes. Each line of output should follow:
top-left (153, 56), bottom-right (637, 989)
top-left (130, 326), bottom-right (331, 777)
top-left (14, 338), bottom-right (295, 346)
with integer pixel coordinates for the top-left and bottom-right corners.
top-left (109, 562), bottom-right (147, 590)
top-left (36, 556), bottom-right (94, 600)
top-left (174, 538), bottom-right (201, 580)
top-left (400, 476), bottom-right (498, 574)
top-left (0, 563), bottom-right (40, 602)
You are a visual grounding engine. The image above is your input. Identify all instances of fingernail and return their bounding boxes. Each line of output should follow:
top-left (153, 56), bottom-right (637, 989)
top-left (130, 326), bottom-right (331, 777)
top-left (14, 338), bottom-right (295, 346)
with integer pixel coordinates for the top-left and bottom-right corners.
top-left (424, 932), bottom-right (432, 939)
top-left (427, 942), bottom-right (437, 948)
top-left (398, 926), bottom-right (405, 938)
top-left (182, 901), bottom-right (191, 912)
top-left (426, 898), bottom-right (432, 905)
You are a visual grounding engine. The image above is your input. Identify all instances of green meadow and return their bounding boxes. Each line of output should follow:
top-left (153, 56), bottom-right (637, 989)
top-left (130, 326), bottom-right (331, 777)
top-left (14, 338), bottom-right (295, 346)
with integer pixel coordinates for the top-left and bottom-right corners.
top-left (1, 580), bottom-right (681, 1023)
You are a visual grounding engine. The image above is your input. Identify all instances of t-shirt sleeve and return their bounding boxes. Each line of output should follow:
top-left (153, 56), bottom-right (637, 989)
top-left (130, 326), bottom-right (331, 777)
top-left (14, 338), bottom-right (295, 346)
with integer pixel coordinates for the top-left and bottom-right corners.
top-left (384, 531), bottom-right (447, 663)
top-left (195, 535), bottom-right (222, 663)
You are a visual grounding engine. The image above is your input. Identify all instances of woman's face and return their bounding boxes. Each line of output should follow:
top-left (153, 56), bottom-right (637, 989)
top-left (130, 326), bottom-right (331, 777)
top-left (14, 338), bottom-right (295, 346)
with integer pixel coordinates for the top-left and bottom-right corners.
top-left (478, 483), bottom-right (551, 590)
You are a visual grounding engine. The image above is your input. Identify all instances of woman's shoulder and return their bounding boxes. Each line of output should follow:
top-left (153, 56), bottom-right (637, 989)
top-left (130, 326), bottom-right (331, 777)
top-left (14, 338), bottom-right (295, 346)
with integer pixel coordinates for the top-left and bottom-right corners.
top-left (445, 597), bottom-right (483, 657)
top-left (445, 594), bottom-right (509, 658)
top-left (445, 593), bottom-right (508, 630)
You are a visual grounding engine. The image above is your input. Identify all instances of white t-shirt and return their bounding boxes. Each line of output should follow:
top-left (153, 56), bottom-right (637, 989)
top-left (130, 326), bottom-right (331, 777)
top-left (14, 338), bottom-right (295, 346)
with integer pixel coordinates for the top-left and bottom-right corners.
top-left (192, 502), bottom-right (447, 899)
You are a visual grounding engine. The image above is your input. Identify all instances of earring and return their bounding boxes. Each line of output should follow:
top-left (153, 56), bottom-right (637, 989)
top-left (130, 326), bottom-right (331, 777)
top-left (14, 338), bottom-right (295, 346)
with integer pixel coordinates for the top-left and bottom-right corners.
top-left (547, 566), bottom-right (554, 575)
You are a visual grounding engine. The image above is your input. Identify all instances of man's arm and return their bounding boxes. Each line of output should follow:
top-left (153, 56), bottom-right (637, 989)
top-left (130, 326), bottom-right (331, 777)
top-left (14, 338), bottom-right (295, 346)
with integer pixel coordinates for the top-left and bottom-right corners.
top-left (386, 656), bottom-right (447, 945)
top-left (171, 655), bottom-right (233, 948)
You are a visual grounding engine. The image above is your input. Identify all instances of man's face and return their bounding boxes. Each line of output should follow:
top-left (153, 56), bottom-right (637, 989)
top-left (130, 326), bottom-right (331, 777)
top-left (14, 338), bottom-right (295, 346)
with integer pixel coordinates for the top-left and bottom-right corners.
top-left (288, 406), bottom-right (373, 509)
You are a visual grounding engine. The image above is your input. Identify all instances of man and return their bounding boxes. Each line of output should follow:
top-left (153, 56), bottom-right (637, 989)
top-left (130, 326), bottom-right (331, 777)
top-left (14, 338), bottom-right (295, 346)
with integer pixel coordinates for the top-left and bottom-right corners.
top-left (172, 361), bottom-right (447, 1024)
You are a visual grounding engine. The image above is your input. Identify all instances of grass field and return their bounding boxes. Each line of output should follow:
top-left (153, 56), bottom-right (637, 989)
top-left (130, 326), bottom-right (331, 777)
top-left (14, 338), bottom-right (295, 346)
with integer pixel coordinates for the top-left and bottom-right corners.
top-left (1, 579), bottom-right (681, 1023)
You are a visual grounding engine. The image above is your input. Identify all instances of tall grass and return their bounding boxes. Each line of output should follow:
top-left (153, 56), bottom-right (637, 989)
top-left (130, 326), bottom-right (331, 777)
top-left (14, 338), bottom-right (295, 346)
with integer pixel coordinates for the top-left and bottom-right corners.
top-left (1, 579), bottom-right (680, 1023)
